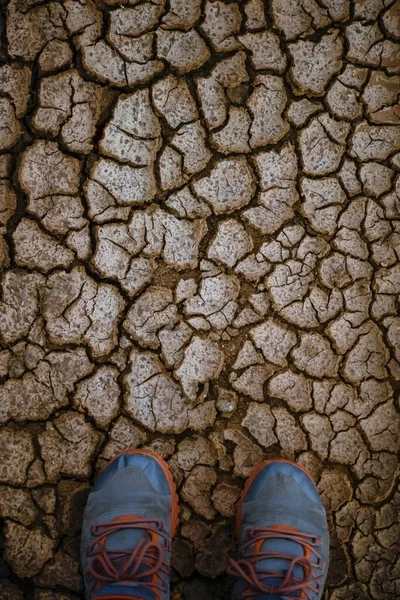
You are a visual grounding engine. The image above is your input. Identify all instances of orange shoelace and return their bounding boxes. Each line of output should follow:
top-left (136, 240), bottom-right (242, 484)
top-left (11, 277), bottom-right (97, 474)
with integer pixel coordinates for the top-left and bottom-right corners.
top-left (86, 518), bottom-right (170, 599)
top-left (227, 526), bottom-right (324, 600)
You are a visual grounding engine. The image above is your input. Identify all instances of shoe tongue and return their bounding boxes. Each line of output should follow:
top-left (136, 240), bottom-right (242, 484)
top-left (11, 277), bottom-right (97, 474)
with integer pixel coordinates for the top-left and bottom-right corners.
top-left (254, 536), bottom-right (304, 599)
top-left (92, 583), bottom-right (155, 599)
top-left (105, 526), bottom-right (147, 552)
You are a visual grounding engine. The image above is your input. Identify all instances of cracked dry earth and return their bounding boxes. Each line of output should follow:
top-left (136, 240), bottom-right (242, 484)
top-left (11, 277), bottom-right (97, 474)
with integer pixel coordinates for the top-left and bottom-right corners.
top-left (0, 0), bottom-right (400, 599)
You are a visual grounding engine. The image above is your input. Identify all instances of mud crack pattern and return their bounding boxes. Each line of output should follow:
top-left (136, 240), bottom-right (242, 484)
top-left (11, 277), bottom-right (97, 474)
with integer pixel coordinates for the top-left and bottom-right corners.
top-left (0, 0), bottom-right (400, 599)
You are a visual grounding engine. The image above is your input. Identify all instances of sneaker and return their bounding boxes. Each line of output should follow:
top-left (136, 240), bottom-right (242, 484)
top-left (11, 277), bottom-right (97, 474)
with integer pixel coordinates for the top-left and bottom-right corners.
top-left (228, 459), bottom-right (329, 600)
top-left (81, 449), bottom-right (179, 600)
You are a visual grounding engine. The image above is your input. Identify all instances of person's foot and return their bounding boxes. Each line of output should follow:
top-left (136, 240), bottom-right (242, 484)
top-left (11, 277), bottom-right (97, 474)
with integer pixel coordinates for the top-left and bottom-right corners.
top-left (81, 449), bottom-right (179, 600)
top-left (228, 459), bottom-right (329, 600)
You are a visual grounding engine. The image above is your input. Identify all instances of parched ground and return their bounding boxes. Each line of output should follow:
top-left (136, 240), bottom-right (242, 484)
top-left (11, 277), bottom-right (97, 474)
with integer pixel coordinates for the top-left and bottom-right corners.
top-left (0, 0), bottom-right (399, 599)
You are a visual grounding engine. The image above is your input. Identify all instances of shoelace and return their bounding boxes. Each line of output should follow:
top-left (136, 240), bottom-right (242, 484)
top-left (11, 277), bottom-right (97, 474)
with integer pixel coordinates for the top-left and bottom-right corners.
top-left (86, 517), bottom-right (170, 599)
top-left (227, 526), bottom-right (324, 600)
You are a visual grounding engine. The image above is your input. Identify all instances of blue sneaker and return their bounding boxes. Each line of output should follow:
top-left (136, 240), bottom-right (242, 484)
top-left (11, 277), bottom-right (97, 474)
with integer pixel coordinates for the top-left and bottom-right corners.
top-left (81, 449), bottom-right (179, 600)
top-left (228, 459), bottom-right (329, 600)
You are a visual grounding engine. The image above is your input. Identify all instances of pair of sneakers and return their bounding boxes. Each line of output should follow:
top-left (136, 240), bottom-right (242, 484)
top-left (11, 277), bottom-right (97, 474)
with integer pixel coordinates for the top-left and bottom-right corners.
top-left (81, 450), bottom-right (329, 600)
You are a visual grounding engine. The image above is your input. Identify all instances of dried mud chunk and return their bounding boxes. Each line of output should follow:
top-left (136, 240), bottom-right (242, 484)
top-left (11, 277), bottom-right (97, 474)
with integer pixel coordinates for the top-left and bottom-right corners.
top-left (0, 348), bottom-right (93, 424)
top-left (212, 107), bottom-right (251, 154)
top-left (247, 74), bottom-right (289, 148)
top-left (361, 163), bottom-right (395, 198)
top-left (318, 469), bottom-right (353, 511)
top-left (109, 3), bottom-right (163, 38)
top-left (212, 481), bottom-right (241, 517)
top-left (84, 181), bottom-right (130, 223)
top-left (287, 99), bottom-right (322, 127)
top-left (245, 0), bottom-right (267, 30)
top-left (38, 39), bottom-right (73, 73)
top-left (345, 21), bottom-right (399, 72)
top-left (301, 413), bottom-right (334, 460)
top-left (362, 71), bottom-right (400, 124)
top-left (37, 548), bottom-right (83, 591)
top-left (342, 325), bottom-right (389, 384)
top-left (193, 157), bottom-right (255, 214)
top-left (239, 31), bottom-right (286, 72)
top-left (90, 158), bottom-right (156, 205)
top-left (339, 162), bottom-right (362, 198)
top-left (250, 319), bottom-right (296, 367)
top-left (181, 466), bottom-right (217, 520)
top-left (301, 177), bottom-right (346, 235)
top-left (272, 0), bottom-right (330, 40)
top-left (162, 0), bottom-right (201, 28)
top-left (326, 80), bottom-right (362, 120)
top-left (0, 427), bottom-right (35, 485)
top-left (3, 522), bottom-right (56, 578)
top-left (382, 0), bottom-right (400, 38)
top-left (334, 227), bottom-right (369, 260)
top-left (232, 364), bottom-right (274, 402)
top-left (354, 0), bottom-right (385, 20)
top-left (293, 333), bottom-right (340, 378)
top-left (154, 209), bottom-right (206, 269)
top-left (233, 340), bottom-right (264, 370)
top-left (196, 76), bottom-right (228, 129)
top-left (0, 181), bottom-right (16, 226)
top-left (254, 144), bottom-right (298, 195)
top-left (13, 219), bottom-right (74, 273)
top-left (184, 273), bottom-right (240, 329)
top-left (124, 349), bottom-right (190, 433)
top-left (34, 592), bottom-right (79, 600)
top-left (43, 266), bottom-right (125, 357)
top-left (176, 436), bottom-right (217, 472)
top-left (329, 428), bottom-right (366, 464)
top-left (83, 38), bottom-right (163, 87)
top-left (109, 29), bottom-right (156, 67)
top-left (350, 123), bottom-right (400, 161)
top-left (64, 0), bottom-right (101, 44)
top-left (0, 271), bottom-right (44, 344)
top-left (208, 219), bottom-right (253, 268)
top-left (38, 413), bottom-right (102, 481)
top-left (0, 486), bottom-right (38, 526)
top-left (0, 98), bottom-right (19, 151)
top-left (211, 52), bottom-right (249, 88)
top-left (272, 407), bottom-right (307, 456)
top-left (19, 141), bottom-right (80, 200)
top-left (67, 226), bottom-right (91, 261)
top-left (27, 195), bottom-right (86, 236)
top-left (242, 403), bottom-right (277, 449)
top-left (159, 146), bottom-right (186, 190)
top-left (374, 263), bottom-right (400, 294)
top-left (289, 32), bottom-right (342, 96)
top-left (300, 116), bottom-right (345, 176)
top-left (359, 402), bottom-right (399, 453)
top-left (201, 1), bottom-right (241, 52)
top-left (175, 336), bottom-right (224, 401)
top-left (95, 241), bottom-right (154, 297)
top-left (224, 428), bottom-right (263, 478)
top-left (100, 89), bottom-right (161, 167)
top-left (124, 286), bottom-right (178, 348)
top-left (156, 29), bottom-right (210, 72)
top-left (171, 121), bottom-right (211, 174)
top-left (100, 417), bottom-right (147, 462)
top-left (166, 187), bottom-right (211, 219)
top-left (7, 0), bottom-right (67, 61)
top-left (0, 64), bottom-right (31, 117)
top-left (152, 75), bottom-right (198, 129)
top-left (267, 260), bottom-right (313, 311)
top-left (268, 370), bottom-right (312, 412)
top-left (74, 366), bottom-right (120, 428)
top-left (32, 70), bottom-right (112, 154)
